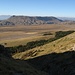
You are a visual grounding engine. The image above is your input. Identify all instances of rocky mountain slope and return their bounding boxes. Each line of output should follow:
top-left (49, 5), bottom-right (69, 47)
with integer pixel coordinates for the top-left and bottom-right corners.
top-left (0, 20), bottom-right (15, 26)
top-left (0, 16), bottom-right (63, 26)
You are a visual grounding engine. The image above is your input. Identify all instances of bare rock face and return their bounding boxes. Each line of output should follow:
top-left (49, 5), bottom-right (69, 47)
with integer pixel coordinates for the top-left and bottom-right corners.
top-left (0, 20), bottom-right (15, 26)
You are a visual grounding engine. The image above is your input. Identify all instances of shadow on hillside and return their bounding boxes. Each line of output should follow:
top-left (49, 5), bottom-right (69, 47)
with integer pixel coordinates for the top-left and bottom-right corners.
top-left (0, 46), bottom-right (48, 75)
top-left (1, 44), bottom-right (75, 75)
top-left (26, 51), bottom-right (75, 75)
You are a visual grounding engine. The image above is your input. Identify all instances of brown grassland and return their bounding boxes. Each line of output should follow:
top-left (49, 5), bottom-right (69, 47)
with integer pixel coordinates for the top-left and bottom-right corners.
top-left (0, 24), bottom-right (75, 47)
top-left (1, 24), bottom-right (75, 75)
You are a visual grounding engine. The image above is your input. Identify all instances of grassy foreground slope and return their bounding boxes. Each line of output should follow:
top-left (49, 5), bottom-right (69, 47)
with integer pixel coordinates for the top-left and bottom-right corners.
top-left (1, 31), bottom-right (75, 75)
top-left (12, 31), bottom-right (75, 75)
top-left (13, 32), bottom-right (75, 60)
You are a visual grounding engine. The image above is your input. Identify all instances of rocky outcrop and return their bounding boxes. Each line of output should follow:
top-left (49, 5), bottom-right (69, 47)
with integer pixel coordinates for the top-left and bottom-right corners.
top-left (0, 20), bottom-right (15, 26)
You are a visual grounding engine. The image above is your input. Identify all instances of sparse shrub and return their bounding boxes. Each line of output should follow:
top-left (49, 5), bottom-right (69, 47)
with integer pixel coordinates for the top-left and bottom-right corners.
top-left (53, 44), bottom-right (55, 47)
top-left (4, 43), bottom-right (7, 45)
top-left (43, 32), bottom-right (53, 36)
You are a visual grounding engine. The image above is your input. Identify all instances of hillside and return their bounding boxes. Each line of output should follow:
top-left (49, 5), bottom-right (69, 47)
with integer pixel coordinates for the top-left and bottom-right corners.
top-left (0, 45), bottom-right (48, 75)
top-left (13, 31), bottom-right (75, 75)
top-left (0, 20), bottom-right (15, 26)
top-left (1, 31), bottom-right (75, 75)
top-left (0, 16), bottom-right (62, 26)
top-left (13, 31), bottom-right (75, 59)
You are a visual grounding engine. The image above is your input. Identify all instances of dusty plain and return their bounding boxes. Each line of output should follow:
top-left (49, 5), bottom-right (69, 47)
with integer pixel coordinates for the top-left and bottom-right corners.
top-left (0, 24), bottom-right (75, 47)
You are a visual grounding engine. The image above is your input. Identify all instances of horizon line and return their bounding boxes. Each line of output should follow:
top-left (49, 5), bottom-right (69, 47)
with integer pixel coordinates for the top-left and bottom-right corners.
top-left (0, 15), bottom-right (75, 18)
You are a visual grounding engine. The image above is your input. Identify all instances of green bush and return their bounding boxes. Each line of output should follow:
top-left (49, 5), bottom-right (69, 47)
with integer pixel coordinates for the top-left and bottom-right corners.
top-left (55, 31), bottom-right (74, 38)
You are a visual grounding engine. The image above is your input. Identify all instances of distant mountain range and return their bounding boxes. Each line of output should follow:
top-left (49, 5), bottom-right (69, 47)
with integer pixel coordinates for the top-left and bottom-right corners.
top-left (0, 16), bottom-right (63, 26)
top-left (0, 15), bottom-right (75, 26)
top-left (0, 15), bottom-right (10, 20)
top-left (0, 15), bottom-right (75, 21)
top-left (58, 17), bottom-right (75, 21)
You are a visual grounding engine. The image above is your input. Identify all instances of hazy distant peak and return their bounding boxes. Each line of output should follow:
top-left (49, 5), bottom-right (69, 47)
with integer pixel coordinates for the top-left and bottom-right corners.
top-left (58, 17), bottom-right (75, 21)
top-left (0, 15), bottom-right (11, 20)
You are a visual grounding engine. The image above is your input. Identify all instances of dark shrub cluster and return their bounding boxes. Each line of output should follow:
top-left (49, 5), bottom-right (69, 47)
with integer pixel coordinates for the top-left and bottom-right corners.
top-left (0, 45), bottom-right (5, 53)
top-left (55, 31), bottom-right (74, 38)
top-left (8, 31), bottom-right (75, 54)
top-left (43, 32), bottom-right (53, 36)
top-left (0, 45), bottom-right (10, 57)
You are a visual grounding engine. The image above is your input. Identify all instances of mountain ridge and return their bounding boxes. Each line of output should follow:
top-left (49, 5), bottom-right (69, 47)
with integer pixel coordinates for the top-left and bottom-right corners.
top-left (0, 16), bottom-right (63, 26)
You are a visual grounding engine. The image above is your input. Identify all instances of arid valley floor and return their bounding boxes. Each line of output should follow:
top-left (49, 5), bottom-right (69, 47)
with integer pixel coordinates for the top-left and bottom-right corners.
top-left (0, 24), bottom-right (75, 47)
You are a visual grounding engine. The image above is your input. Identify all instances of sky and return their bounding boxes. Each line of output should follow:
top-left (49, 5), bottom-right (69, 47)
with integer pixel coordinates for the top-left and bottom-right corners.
top-left (0, 0), bottom-right (75, 17)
